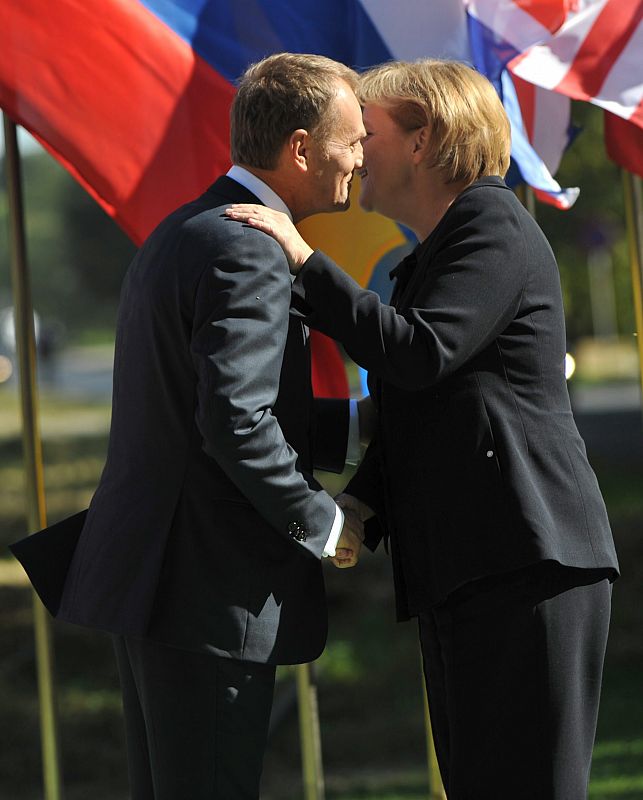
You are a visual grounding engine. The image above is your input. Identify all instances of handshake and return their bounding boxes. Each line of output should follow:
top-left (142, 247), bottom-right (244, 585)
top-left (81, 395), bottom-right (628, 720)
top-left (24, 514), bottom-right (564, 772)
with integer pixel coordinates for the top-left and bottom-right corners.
top-left (330, 493), bottom-right (375, 570)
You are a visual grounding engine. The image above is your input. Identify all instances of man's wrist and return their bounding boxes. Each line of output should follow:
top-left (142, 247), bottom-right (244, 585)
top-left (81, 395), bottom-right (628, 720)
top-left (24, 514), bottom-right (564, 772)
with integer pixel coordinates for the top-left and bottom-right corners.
top-left (323, 504), bottom-right (344, 558)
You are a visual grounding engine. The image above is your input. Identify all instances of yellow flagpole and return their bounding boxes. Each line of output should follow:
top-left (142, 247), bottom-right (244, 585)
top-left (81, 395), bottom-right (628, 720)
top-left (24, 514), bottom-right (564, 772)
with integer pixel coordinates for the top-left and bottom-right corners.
top-left (622, 170), bottom-right (643, 408)
top-left (420, 652), bottom-right (447, 799)
top-left (296, 662), bottom-right (326, 800)
top-left (3, 114), bottom-right (64, 800)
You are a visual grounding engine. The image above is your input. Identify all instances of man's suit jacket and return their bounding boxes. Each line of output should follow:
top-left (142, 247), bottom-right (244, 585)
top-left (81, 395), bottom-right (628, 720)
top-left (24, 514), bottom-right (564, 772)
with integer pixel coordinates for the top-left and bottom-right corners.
top-left (291, 176), bottom-right (619, 619)
top-left (12, 176), bottom-right (348, 664)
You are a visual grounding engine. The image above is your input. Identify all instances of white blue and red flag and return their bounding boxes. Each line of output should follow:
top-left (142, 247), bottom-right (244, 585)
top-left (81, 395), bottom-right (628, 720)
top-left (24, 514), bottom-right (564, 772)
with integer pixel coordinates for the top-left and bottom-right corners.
top-left (509, 0), bottom-right (643, 178)
top-left (465, 0), bottom-right (581, 209)
top-left (0, 0), bottom-right (466, 395)
top-left (1, 1), bottom-right (640, 391)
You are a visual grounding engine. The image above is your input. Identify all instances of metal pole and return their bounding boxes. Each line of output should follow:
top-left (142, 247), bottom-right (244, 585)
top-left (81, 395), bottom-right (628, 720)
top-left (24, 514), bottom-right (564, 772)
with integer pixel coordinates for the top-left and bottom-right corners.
top-left (525, 185), bottom-right (536, 218)
top-left (295, 662), bottom-right (325, 800)
top-left (420, 652), bottom-right (446, 799)
top-left (587, 246), bottom-right (619, 340)
top-left (622, 170), bottom-right (643, 407)
top-left (3, 113), bottom-right (64, 800)
top-left (515, 184), bottom-right (536, 219)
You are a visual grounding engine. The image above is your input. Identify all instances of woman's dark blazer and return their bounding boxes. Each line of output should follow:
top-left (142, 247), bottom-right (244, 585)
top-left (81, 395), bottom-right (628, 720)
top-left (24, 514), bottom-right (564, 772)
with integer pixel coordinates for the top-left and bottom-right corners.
top-left (11, 177), bottom-right (349, 664)
top-left (292, 176), bottom-right (619, 619)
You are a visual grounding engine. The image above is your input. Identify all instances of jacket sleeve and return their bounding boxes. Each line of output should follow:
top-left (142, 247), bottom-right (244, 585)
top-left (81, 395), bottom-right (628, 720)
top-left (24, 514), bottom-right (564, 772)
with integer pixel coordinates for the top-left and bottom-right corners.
top-left (312, 398), bottom-right (349, 473)
top-left (190, 228), bottom-right (337, 559)
top-left (291, 193), bottom-right (528, 391)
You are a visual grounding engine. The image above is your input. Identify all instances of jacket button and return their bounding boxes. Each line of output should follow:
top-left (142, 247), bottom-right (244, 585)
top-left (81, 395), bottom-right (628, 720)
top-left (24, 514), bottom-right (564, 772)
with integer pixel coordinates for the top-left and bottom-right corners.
top-left (486, 450), bottom-right (494, 458)
top-left (288, 522), bottom-right (308, 542)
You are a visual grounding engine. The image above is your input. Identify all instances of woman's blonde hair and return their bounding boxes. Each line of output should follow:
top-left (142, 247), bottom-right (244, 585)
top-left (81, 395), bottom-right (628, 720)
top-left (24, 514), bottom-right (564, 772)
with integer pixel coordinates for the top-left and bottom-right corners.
top-left (358, 60), bottom-right (511, 185)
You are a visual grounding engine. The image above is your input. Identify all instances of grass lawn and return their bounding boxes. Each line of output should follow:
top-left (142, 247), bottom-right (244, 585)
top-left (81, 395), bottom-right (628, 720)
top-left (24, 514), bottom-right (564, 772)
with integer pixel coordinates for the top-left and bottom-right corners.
top-left (0, 386), bottom-right (642, 799)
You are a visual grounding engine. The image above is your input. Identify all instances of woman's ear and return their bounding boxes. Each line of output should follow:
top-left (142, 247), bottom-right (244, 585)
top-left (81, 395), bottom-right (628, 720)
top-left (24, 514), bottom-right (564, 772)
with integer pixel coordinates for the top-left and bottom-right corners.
top-left (289, 129), bottom-right (309, 173)
top-left (412, 126), bottom-right (430, 162)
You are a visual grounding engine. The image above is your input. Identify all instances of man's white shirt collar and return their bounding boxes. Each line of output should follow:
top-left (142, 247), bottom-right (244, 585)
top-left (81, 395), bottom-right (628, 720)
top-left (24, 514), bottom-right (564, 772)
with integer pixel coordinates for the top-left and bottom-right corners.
top-left (226, 165), bottom-right (292, 221)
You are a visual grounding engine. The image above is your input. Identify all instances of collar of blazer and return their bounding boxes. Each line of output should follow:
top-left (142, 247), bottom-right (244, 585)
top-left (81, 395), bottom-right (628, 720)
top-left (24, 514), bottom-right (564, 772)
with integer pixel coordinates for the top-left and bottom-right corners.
top-left (389, 175), bottom-right (510, 308)
top-left (413, 174), bottom-right (510, 262)
top-left (206, 175), bottom-right (265, 207)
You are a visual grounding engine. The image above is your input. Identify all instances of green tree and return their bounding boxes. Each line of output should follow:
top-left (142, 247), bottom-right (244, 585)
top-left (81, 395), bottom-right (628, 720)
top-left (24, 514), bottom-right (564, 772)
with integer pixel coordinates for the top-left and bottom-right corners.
top-left (537, 102), bottom-right (633, 342)
top-left (0, 149), bottom-right (134, 341)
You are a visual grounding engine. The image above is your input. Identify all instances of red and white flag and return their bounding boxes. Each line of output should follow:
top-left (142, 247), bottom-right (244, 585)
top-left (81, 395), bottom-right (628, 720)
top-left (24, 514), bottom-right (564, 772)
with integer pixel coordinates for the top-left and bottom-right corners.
top-left (509, 0), bottom-right (643, 176)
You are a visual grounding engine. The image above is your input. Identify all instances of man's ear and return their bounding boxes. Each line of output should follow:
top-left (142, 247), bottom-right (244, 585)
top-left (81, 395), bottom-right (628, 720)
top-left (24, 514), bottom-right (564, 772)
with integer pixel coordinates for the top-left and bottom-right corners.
top-left (288, 129), bottom-right (310, 173)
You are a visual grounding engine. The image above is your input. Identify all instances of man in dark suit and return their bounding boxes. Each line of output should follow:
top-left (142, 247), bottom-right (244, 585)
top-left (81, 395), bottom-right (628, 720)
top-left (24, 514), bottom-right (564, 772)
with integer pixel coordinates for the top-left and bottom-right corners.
top-left (12, 52), bottom-right (367, 799)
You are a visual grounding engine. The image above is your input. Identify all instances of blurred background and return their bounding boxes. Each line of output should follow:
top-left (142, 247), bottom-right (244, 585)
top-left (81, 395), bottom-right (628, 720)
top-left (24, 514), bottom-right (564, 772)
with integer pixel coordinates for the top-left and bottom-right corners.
top-left (1, 99), bottom-right (642, 799)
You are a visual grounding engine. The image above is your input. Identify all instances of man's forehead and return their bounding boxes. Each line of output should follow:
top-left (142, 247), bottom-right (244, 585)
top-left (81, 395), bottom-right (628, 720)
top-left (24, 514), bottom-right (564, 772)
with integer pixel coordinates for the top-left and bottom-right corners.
top-left (333, 80), bottom-right (359, 110)
top-left (330, 82), bottom-right (366, 137)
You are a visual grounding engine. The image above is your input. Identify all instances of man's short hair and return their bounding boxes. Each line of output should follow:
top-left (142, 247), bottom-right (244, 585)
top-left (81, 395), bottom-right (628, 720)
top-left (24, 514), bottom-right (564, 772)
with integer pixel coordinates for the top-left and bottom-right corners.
top-left (358, 60), bottom-right (511, 185)
top-left (231, 53), bottom-right (359, 170)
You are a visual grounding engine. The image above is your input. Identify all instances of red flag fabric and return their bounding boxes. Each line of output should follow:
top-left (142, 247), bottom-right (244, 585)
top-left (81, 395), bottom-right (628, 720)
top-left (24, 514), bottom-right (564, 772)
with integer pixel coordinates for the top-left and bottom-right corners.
top-left (604, 111), bottom-right (643, 178)
top-left (510, 0), bottom-right (643, 178)
top-left (0, 0), bottom-right (351, 396)
top-left (310, 332), bottom-right (349, 398)
top-left (0, 1), bottom-right (234, 244)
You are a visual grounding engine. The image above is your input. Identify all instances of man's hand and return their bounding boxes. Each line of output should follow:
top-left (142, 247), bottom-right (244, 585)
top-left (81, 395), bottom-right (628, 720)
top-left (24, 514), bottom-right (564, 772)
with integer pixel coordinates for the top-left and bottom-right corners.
top-left (331, 507), bottom-right (364, 569)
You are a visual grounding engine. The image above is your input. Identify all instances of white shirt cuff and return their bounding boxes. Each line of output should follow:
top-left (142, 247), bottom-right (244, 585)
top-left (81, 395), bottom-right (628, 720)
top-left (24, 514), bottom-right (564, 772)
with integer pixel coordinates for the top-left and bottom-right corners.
top-left (323, 504), bottom-right (344, 558)
top-left (345, 399), bottom-right (361, 466)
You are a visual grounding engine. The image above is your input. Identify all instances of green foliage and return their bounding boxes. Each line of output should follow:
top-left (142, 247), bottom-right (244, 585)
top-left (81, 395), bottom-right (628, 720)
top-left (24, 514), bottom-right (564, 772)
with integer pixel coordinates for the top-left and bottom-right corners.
top-left (0, 150), bottom-right (135, 340)
top-left (590, 666), bottom-right (643, 799)
top-left (318, 640), bottom-right (363, 684)
top-left (536, 102), bottom-right (633, 340)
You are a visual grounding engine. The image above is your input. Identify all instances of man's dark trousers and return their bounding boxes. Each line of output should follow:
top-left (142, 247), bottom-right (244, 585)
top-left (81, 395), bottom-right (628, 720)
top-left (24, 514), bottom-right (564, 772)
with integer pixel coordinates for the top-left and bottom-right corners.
top-left (8, 175), bottom-right (350, 798)
top-left (419, 562), bottom-right (611, 800)
top-left (113, 635), bottom-right (276, 800)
